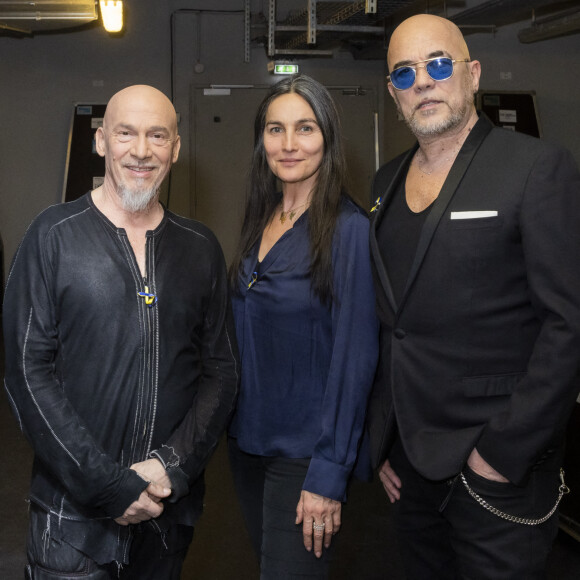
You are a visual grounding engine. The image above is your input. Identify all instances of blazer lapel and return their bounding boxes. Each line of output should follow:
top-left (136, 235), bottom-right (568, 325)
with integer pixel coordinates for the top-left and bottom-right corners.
top-left (370, 146), bottom-right (417, 314)
top-left (399, 114), bottom-right (495, 309)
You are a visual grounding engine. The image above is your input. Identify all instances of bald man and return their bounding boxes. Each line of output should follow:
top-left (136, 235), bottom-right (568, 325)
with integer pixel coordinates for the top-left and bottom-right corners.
top-left (3, 85), bottom-right (239, 578)
top-left (367, 15), bottom-right (580, 579)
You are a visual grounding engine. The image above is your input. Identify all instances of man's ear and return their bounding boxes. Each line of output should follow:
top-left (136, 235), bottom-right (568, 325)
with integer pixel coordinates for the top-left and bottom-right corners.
top-left (172, 135), bottom-right (181, 163)
top-left (469, 60), bottom-right (482, 94)
top-left (95, 127), bottom-right (106, 158)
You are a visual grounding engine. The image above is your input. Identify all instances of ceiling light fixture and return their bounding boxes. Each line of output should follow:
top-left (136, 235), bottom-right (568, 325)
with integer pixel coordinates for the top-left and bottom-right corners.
top-left (100, 1), bottom-right (123, 33)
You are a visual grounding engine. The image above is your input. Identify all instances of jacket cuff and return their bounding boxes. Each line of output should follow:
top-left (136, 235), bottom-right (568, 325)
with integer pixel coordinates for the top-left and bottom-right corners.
top-left (149, 446), bottom-right (181, 470)
top-left (166, 466), bottom-right (190, 503)
top-left (302, 457), bottom-right (351, 502)
top-left (149, 447), bottom-right (190, 503)
top-left (103, 469), bottom-right (149, 519)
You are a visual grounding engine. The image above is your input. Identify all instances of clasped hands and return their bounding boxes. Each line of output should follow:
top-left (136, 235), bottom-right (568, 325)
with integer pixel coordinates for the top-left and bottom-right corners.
top-left (114, 458), bottom-right (172, 526)
top-left (296, 490), bottom-right (341, 559)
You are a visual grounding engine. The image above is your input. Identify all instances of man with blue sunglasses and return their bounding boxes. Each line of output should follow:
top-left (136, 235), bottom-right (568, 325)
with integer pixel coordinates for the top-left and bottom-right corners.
top-left (367, 13), bottom-right (580, 580)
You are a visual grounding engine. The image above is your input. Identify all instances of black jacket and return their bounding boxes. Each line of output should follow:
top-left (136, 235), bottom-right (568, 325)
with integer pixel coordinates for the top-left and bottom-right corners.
top-left (368, 115), bottom-right (580, 486)
top-left (3, 193), bottom-right (239, 564)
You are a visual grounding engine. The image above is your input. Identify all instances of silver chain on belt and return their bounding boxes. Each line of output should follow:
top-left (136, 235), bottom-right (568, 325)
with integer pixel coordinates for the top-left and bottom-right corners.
top-left (460, 468), bottom-right (570, 526)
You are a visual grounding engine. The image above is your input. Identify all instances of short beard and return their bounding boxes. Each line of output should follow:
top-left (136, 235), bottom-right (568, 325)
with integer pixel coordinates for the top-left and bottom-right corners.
top-left (406, 104), bottom-right (466, 137)
top-left (117, 183), bottom-right (159, 213)
top-left (396, 76), bottom-right (475, 138)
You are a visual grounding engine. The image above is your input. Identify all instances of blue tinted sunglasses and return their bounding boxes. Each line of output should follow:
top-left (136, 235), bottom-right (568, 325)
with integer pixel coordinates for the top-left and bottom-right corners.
top-left (387, 57), bottom-right (470, 91)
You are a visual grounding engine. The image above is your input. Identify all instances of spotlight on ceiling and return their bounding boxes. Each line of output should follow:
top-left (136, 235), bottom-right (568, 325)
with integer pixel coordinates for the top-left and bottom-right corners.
top-left (100, 1), bottom-right (123, 33)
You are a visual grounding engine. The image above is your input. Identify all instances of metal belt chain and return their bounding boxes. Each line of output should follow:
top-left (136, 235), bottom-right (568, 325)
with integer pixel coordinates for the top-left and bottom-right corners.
top-left (460, 468), bottom-right (570, 526)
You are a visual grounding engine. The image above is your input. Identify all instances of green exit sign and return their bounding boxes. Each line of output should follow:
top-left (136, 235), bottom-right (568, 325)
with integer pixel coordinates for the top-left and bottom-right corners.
top-left (274, 64), bottom-right (299, 75)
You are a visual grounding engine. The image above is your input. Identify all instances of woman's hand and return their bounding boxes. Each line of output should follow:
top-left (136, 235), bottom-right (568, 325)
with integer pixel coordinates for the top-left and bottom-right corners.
top-left (295, 490), bottom-right (341, 558)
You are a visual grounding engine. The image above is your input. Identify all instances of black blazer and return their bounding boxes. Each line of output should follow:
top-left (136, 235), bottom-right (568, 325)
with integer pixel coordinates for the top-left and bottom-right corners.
top-left (368, 114), bottom-right (580, 485)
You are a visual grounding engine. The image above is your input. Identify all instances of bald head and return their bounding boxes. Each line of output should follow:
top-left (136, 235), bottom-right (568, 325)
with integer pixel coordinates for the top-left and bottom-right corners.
top-left (388, 14), bottom-right (470, 73)
top-left (95, 84), bottom-right (181, 214)
top-left (385, 14), bottom-right (480, 140)
top-left (103, 85), bottom-right (178, 136)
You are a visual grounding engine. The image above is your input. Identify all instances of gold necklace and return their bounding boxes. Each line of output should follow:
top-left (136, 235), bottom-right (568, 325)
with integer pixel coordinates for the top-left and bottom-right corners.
top-left (279, 202), bottom-right (307, 224)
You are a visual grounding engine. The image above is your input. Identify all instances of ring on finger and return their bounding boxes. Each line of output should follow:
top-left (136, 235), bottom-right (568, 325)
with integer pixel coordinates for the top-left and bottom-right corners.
top-left (312, 522), bottom-right (325, 532)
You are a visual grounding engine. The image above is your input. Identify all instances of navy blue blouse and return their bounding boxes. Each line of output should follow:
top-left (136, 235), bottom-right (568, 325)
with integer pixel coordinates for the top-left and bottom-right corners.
top-left (229, 198), bottom-right (379, 501)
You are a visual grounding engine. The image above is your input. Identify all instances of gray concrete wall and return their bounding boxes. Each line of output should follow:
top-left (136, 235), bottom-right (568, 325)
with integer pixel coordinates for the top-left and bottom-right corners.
top-left (1, 0), bottom-right (579, 275)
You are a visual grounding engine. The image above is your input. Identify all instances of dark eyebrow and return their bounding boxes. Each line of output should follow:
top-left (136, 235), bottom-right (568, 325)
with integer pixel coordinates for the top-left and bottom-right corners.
top-left (392, 50), bottom-right (447, 71)
top-left (265, 118), bottom-right (319, 126)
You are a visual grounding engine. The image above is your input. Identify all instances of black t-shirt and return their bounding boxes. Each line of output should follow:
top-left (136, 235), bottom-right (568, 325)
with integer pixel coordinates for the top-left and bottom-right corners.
top-left (377, 178), bottom-right (432, 306)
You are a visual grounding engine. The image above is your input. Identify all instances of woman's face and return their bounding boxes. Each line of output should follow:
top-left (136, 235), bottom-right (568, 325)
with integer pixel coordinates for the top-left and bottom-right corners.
top-left (263, 93), bottom-right (324, 190)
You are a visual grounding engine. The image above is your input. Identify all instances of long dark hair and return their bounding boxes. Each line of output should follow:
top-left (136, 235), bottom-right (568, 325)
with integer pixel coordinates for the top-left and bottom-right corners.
top-left (229, 74), bottom-right (349, 305)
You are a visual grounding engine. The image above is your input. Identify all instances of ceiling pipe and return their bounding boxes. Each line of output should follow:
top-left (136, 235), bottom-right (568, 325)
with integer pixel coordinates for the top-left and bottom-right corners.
top-left (450, 0), bottom-right (570, 25)
top-left (518, 9), bottom-right (580, 43)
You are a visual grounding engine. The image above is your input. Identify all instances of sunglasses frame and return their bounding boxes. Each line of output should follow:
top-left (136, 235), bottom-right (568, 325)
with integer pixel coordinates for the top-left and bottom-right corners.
top-left (387, 57), bottom-right (470, 91)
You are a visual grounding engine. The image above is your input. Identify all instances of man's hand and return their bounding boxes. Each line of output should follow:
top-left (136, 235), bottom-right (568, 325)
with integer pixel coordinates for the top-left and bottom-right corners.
top-left (130, 458), bottom-right (172, 489)
top-left (114, 482), bottom-right (171, 526)
top-left (378, 459), bottom-right (402, 503)
top-left (295, 490), bottom-right (341, 558)
top-left (467, 448), bottom-right (509, 482)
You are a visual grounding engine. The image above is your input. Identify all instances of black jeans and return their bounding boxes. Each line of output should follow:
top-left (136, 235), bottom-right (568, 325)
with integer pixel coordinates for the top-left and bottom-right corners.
top-left (388, 440), bottom-right (561, 580)
top-left (228, 437), bottom-right (334, 579)
top-left (25, 503), bottom-right (193, 579)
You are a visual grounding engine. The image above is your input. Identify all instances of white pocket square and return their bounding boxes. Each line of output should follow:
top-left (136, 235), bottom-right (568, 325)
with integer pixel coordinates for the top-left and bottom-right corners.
top-left (450, 211), bottom-right (498, 220)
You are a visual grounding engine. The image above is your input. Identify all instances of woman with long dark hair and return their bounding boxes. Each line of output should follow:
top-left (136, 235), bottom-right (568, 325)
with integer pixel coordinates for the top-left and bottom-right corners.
top-left (228, 74), bottom-right (378, 578)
